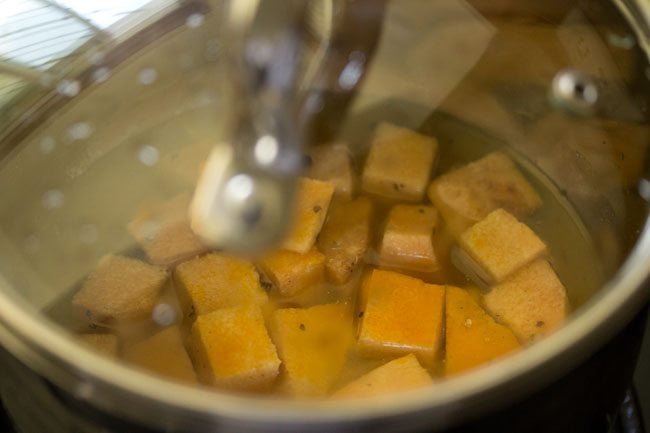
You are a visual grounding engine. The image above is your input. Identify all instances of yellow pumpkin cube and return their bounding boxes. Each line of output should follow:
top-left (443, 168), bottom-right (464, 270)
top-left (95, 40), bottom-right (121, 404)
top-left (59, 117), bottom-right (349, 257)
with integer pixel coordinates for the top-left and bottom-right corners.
top-left (72, 255), bottom-right (167, 322)
top-left (428, 152), bottom-right (542, 237)
top-left (484, 259), bottom-right (569, 342)
top-left (308, 143), bottom-right (355, 200)
top-left (271, 303), bottom-right (353, 396)
top-left (78, 333), bottom-right (119, 357)
top-left (456, 208), bottom-right (547, 285)
top-left (258, 249), bottom-right (325, 297)
top-left (379, 205), bottom-right (439, 273)
top-left (283, 178), bottom-right (335, 254)
top-left (123, 326), bottom-right (197, 384)
top-left (333, 354), bottom-right (432, 399)
top-left (188, 305), bottom-right (280, 390)
top-left (357, 269), bottom-right (445, 365)
top-left (361, 123), bottom-right (438, 201)
top-left (318, 197), bottom-right (373, 284)
top-left (174, 253), bottom-right (268, 319)
top-left (128, 195), bottom-right (208, 266)
top-left (445, 286), bottom-right (520, 376)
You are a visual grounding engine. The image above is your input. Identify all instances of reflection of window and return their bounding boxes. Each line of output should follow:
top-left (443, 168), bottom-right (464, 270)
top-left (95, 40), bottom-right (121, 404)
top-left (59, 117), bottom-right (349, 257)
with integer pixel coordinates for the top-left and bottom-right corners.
top-left (0, 0), bottom-right (172, 104)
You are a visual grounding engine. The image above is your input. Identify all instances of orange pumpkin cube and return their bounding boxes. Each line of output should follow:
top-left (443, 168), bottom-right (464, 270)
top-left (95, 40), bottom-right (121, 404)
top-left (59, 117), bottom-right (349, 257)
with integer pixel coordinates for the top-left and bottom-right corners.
top-left (308, 144), bottom-right (355, 200)
top-left (188, 305), bottom-right (280, 390)
top-left (128, 195), bottom-right (208, 266)
top-left (174, 253), bottom-right (268, 318)
top-left (318, 197), bottom-right (374, 284)
top-left (271, 303), bottom-right (353, 396)
top-left (258, 249), bottom-right (325, 297)
top-left (333, 354), bottom-right (432, 399)
top-left (283, 178), bottom-right (335, 254)
top-left (361, 123), bottom-right (438, 201)
top-left (357, 269), bottom-right (445, 365)
top-left (73, 255), bottom-right (167, 322)
top-left (78, 333), bottom-right (119, 357)
top-left (456, 208), bottom-right (547, 284)
top-left (445, 286), bottom-right (520, 376)
top-left (484, 259), bottom-right (569, 342)
top-left (123, 326), bottom-right (197, 384)
top-left (379, 204), bottom-right (439, 273)
top-left (428, 152), bottom-right (542, 237)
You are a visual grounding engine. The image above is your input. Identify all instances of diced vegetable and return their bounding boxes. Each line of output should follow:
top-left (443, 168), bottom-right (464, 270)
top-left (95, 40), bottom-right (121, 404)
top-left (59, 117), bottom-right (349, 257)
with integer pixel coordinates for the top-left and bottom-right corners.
top-left (73, 255), bottom-right (167, 322)
top-left (362, 123), bottom-right (438, 201)
top-left (128, 195), bottom-right (208, 266)
top-left (270, 303), bottom-right (353, 396)
top-left (188, 305), bottom-right (280, 390)
top-left (379, 204), bottom-right (439, 273)
top-left (357, 269), bottom-right (445, 366)
top-left (484, 259), bottom-right (568, 342)
top-left (174, 253), bottom-right (268, 318)
top-left (78, 333), bottom-right (119, 357)
top-left (123, 326), bottom-right (197, 384)
top-left (318, 197), bottom-right (373, 284)
top-left (283, 178), bottom-right (336, 254)
top-left (258, 249), bottom-right (325, 297)
top-left (428, 152), bottom-right (542, 237)
top-left (445, 286), bottom-right (520, 376)
top-left (308, 144), bottom-right (355, 200)
top-left (455, 208), bottom-right (547, 285)
top-left (333, 354), bottom-right (432, 399)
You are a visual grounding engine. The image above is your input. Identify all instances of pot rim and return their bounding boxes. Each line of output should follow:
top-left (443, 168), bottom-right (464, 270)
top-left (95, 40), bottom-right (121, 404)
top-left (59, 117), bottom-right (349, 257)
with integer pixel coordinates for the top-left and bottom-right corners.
top-left (1, 1), bottom-right (650, 431)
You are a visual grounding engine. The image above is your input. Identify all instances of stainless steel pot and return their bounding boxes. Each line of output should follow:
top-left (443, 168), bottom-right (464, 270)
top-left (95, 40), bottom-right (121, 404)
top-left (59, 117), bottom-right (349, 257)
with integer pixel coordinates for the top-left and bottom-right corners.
top-left (0, 1), bottom-right (649, 432)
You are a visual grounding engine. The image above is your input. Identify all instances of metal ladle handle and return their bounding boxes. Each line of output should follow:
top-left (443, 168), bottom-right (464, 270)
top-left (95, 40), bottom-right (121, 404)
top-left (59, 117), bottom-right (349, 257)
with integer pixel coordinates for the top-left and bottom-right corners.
top-left (191, 0), bottom-right (384, 253)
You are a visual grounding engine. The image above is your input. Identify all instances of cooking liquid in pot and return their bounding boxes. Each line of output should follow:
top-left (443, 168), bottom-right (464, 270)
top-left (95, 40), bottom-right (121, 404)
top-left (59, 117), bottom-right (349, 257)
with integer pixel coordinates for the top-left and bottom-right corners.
top-left (46, 113), bottom-right (604, 398)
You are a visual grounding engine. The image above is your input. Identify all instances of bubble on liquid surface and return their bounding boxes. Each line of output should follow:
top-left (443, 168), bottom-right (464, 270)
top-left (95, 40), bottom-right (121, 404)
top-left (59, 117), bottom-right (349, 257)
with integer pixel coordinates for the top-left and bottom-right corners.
top-left (186, 13), bottom-right (205, 28)
top-left (137, 145), bottom-right (160, 166)
top-left (42, 189), bottom-right (64, 209)
top-left (56, 80), bottom-right (80, 97)
top-left (152, 303), bottom-right (176, 326)
top-left (24, 235), bottom-right (40, 254)
top-left (79, 224), bottom-right (98, 245)
top-left (138, 68), bottom-right (158, 86)
top-left (67, 122), bottom-right (93, 141)
top-left (92, 67), bottom-right (111, 83)
top-left (39, 137), bottom-right (56, 154)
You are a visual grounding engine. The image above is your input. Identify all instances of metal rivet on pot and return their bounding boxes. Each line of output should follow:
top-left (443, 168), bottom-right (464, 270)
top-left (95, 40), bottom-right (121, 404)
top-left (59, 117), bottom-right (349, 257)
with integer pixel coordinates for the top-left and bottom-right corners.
top-left (152, 303), bottom-right (176, 326)
top-left (254, 134), bottom-right (279, 165)
top-left (92, 67), bottom-right (111, 84)
top-left (550, 68), bottom-right (598, 116)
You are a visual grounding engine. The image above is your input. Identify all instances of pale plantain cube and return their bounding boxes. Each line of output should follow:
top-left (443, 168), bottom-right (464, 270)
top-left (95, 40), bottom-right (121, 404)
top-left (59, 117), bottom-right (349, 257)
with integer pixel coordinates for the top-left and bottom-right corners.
top-left (333, 354), bottom-right (432, 399)
top-left (283, 178), bottom-right (335, 254)
top-left (428, 152), bottom-right (542, 237)
top-left (128, 195), bottom-right (208, 266)
top-left (188, 305), bottom-right (280, 391)
top-left (73, 255), bottom-right (167, 322)
top-left (357, 269), bottom-right (445, 366)
top-left (456, 208), bottom-right (547, 285)
top-left (318, 197), bottom-right (373, 285)
top-left (174, 253), bottom-right (268, 318)
top-left (271, 303), bottom-right (353, 396)
top-left (379, 204), bottom-right (439, 273)
top-left (308, 144), bottom-right (355, 200)
top-left (484, 259), bottom-right (569, 342)
top-left (361, 123), bottom-right (438, 201)
top-left (258, 249), bottom-right (325, 297)
top-left (123, 326), bottom-right (197, 384)
top-left (78, 333), bottom-right (119, 357)
top-left (445, 286), bottom-right (520, 376)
